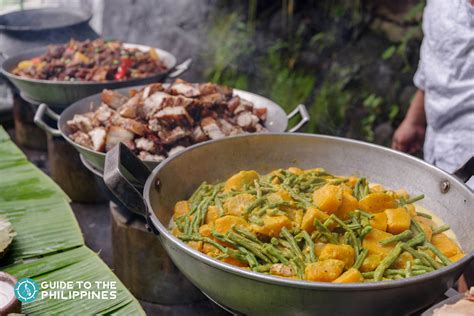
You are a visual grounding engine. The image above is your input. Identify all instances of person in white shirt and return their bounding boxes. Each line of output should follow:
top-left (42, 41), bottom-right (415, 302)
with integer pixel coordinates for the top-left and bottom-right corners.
top-left (392, 0), bottom-right (474, 290)
top-left (392, 0), bottom-right (474, 179)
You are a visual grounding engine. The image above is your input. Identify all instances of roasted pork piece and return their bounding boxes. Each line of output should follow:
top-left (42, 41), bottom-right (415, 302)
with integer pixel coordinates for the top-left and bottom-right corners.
top-left (68, 79), bottom-right (267, 160)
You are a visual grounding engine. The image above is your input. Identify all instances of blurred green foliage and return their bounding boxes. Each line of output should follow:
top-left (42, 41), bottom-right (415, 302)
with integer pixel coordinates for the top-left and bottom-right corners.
top-left (204, 0), bottom-right (423, 144)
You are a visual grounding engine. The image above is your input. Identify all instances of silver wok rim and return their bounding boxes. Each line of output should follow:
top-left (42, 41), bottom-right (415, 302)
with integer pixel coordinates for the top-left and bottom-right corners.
top-left (144, 132), bottom-right (474, 291)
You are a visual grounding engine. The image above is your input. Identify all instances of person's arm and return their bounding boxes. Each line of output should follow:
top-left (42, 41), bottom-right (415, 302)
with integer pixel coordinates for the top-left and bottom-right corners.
top-left (392, 89), bottom-right (426, 153)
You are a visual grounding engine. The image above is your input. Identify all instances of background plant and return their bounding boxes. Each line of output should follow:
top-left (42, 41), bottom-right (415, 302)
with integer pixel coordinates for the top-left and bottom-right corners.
top-left (204, 0), bottom-right (424, 145)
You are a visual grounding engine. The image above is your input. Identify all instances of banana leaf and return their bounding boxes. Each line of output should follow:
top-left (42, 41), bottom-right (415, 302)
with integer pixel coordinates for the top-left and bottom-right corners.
top-left (0, 127), bottom-right (10, 141)
top-left (0, 140), bottom-right (26, 164)
top-left (0, 126), bottom-right (144, 315)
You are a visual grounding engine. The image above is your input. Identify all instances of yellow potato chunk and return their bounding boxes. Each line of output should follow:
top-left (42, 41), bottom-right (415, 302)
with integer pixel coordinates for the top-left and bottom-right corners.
top-left (202, 243), bottom-right (218, 254)
top-left (341, 184), bottom-right (353, 195)
top-left (223, 170), bottom-right (259, 192)
top-left (287, 167), bottom-right (304, 175)
top-left (205, 205), bottom-right (220, 224)
top-left (431, 233), bottom-right (461, 258)
top-left (404, 204), bottom-right (417, 217)
top-left (173, 200), bottom-right (190, 220)
top-left (418, 222), bottom-right (433, 242)
top-left (359, 192), bottom-right (396, 213)
top-left (223, 193), bottom-right (256, 216)
top-left (267, 190), bottom-right (292, 204)
top-left (449, 253), bottom-right (466, 262)
top-left (319, 244), bottom-right (355, 269)
top-left (336, 192), bottom-right (359, 220)
top-left (198, 224), bottom-right (212, 238)
top-left (385, 208), bottom-right (411, 234)
top-left (305, 259), bottom-right (345, 282)
top-left (301, 206), bottom-right (329, 233)
top-left (314, 242), bottom-right (327, 257)
top-left (360, 254), bottom-right (382, 272)
top-left (346, 176), bottom-right (359, 188)
top-left (252, 215), bottom-right (292, 237)
top-left (171, 227), bottom-right (182, 237)
top-left (393, 251), bottom-right (414, 269)
top-left (394, 189), bottom-right (409, 200)
top-left (188, 241), bottom-right (203, 252)
top-left (312, 184), bottom-right (343, 214)
top-left (363, 228), bottom-right (395, 256)
top-left (370, 212), bottom-right (388, 231)
top-left (333, 268), bottom-right (364, 283)
top-left (214, 215), bottom-right (249, 234)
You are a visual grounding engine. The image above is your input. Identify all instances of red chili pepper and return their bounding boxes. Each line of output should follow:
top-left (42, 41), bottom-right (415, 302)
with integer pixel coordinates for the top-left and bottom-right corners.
top-left (114, 57), bottom-right (132, 80)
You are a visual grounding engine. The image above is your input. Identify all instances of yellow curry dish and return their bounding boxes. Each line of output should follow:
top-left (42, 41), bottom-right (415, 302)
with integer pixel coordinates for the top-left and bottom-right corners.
top-left (170, 167), bottom-right (464, 283)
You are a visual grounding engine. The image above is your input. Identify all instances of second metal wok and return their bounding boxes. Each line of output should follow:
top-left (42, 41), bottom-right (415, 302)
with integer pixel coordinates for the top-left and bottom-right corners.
top-left (34, 86), bottom-right (309, 173)
top-left (103, 133), bottom-right (473, 315)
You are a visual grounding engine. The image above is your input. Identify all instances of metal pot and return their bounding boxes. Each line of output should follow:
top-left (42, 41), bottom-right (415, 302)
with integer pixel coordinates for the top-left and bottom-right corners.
top-left (34, 87), bottom-right (309, 173)
top-left (0, 8), bottom-right (98, 57)
top-left (103, 134), bottom-right (474, 315)
top-left (1, 43), bottom-right (191, 107)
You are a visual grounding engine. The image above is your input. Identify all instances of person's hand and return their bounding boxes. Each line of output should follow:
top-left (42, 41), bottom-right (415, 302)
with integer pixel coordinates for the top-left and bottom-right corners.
top-left (392, 119), bottom-right (426, 154)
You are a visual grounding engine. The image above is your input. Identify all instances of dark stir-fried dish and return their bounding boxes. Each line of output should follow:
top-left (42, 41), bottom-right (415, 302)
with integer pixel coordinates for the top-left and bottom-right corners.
top-left (12, 39), bottom-right (168, 81)
top-left (171, 168), bottom-right (464, 283)
top-left (67, 80), bottom-right (267, 160)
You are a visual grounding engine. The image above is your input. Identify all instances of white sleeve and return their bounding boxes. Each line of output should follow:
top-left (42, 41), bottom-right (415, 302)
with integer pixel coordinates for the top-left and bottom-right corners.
top-left (413, 38), bottom-right (427, 91)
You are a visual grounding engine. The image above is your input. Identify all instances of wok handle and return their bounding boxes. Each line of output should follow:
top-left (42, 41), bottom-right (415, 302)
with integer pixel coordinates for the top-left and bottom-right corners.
top-left (453, 156), bottom-right (474, 185)
top-left (34, 103), bottom-right (61, 137)
top-left (167, 58), bottom-right (193, 79)
top-left (104, 143), bottom-right (151, 218)
top-left (286, 104), bottom-right (310, 133)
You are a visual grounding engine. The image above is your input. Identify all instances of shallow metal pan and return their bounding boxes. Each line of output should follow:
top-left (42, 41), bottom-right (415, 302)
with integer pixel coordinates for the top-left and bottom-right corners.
top-left (1, 43), bottom-right (191, 107)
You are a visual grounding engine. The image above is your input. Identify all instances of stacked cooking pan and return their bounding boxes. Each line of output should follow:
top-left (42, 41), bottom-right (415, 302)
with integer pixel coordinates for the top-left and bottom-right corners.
top-left (1, 9), bottom-right (473, 315)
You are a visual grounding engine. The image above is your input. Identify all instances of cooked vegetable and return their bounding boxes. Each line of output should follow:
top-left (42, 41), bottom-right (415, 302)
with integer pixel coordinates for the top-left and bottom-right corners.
top-left (12, 39), bottom-right (167, 81)
top-left (170, 167), bottom-right (464, 283)
top-left (359, 192), bottom-right (396, 213)
top-left (305, 259), bottom-right (345, 282)
top-left (333, 268), bottom-right (364, 283)
top-left (385, 208), bottom-right (411, 234)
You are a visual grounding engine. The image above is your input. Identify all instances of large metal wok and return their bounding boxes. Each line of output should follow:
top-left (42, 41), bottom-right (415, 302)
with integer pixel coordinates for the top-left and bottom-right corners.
top-left (34, 86), bottom-right (309, 173)
top-left (103, 133), bottom-right (473, 315)
top-left (1, 43), bottom-right (191, 107)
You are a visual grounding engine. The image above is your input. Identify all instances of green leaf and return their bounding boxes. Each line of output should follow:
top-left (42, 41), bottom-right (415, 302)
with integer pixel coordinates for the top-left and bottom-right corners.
top-left (0, 126), bottom-right (144, 315)
top-left (389, 104), bottom-right (400, 122)
top-left (382, 46), bottom-right (396, 60)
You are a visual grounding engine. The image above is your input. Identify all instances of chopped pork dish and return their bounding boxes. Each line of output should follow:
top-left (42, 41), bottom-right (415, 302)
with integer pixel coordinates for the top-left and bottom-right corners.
top-left (67, 80), bottom-right (268, 161)
top-left (12, 39), bottom-right (168, 81)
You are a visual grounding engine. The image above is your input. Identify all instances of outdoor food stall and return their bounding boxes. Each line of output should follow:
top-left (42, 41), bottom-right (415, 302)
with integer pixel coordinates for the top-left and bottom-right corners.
top-left (0, 2), bottom-right (472, 316)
